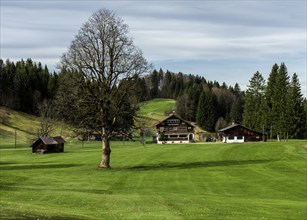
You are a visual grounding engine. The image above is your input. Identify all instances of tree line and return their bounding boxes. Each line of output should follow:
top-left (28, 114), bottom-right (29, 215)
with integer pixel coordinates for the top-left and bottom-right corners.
top-left (0, 58), bottom-right (58, 114)
top-left (142, 65), bottom-right (306, 139)
top-left (243, 63), bottom-right (306, 139)
top-left (1, 59), bottom-right (306, 138)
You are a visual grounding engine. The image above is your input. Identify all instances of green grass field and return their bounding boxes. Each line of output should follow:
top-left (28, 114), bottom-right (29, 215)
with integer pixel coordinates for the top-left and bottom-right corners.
top-left (0, 140), bottom-right (306, 219)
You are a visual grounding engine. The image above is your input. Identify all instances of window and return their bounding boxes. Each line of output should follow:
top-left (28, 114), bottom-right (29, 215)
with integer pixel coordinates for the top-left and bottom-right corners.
top-left (178, 126), bottom-right (187, 131)
top-left (167, 119), bottom-right (180, 124)
top-left (160, 127), bottom-right (164, 132)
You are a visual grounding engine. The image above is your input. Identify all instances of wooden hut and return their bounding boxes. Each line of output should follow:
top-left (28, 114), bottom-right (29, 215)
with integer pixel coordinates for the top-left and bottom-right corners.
top-left (218, 124), bottom-right (266, 143)
top-left (32, 136), bottom-right (65, 154)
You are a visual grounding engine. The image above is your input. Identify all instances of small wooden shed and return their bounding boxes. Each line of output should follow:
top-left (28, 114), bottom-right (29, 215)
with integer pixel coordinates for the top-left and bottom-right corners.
top-left (32, 136), bottom-right (65, 154)
top-left (218, 124), bottom-right (266, 143)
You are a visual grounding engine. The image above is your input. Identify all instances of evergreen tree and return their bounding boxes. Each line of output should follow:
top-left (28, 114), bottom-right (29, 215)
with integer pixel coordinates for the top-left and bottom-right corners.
top-left (263, 63), bottom-right (279, 134)
top-left (271, 63), bottom-right (290, 138)
top-left (196, 91), bottom-right (216, 132)
top-left (286, 73), bottom-right (306, 138)
top-left (230, 99), bottom-right (242, 124)
top-left (229, 83), bottom-right (243, 123)
top-left (243, 71), bottom-right (265, 130)
top-left (161, 70), bottom-right (172, 98)
top-left (149, 69), bottom-right (159, 99)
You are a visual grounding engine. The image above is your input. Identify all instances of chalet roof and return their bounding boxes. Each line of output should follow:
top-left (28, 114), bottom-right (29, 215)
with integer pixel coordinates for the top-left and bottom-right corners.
top-left (218, 124), bottom-right (264, 135)
top-left (156, 114), bottom-right (194, 127)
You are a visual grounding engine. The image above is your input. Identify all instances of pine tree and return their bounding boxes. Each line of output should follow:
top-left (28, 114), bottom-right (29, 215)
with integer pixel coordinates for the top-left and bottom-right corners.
top-left (230, 83), bottom-right (243, 123)
top-left (196, 91), bottom-right (216, 132)
top-left (286, 73), bottom-right (306, 138)
top-left (243, 71), bottom-right (265, 130)
top-left (271, 63), bottom-right (290, 138)
top-left (161, 70), bottom-right (172, 98)
top-left (262, 63), bottom-right (279, 135)
top-left (150, 70), bottom-right (159, 99)
top-left (230, 99), bottom-right (242, 124)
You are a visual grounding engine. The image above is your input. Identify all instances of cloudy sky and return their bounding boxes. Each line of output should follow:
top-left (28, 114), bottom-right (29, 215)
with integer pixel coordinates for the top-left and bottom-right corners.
top-left (1, 0), bottom-right (306, 96)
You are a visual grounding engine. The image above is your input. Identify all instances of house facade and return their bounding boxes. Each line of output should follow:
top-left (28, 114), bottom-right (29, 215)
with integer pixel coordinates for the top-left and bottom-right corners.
top-left (32, 136), bottom-right (65, 153)
top-left (218, 124), bottom-right (266, 143)
top-left (156, 114), bottom-right (195, 144)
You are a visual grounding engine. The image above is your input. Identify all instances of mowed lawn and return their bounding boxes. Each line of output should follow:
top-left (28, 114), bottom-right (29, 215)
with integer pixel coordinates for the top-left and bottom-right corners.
top-left (0, 141), bottom-right (306, 219)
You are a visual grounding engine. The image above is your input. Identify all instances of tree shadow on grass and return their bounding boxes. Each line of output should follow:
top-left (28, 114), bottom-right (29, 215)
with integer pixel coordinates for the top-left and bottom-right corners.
top-left (1, 209), bottom-right (89, 220)
top-left (0, 163), bottom-right (81, 170)
top-left (1, 184), bottom-right (111, 195)
top-left (127, 159), bottom-right (277, 171)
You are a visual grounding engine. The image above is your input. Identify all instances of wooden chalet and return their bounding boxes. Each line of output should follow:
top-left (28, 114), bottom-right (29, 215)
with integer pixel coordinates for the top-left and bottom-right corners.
top-left (32, 136), bottom-right (65, 154)
top-left (218, 124), bottom-right (267, 143)
top-left (156, 114), bottom-right (195, 144)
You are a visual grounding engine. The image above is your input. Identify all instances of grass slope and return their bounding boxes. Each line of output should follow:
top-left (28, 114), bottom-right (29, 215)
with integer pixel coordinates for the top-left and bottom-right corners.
top-left (0, 107), bottom-right (41, 147)
top-left (0, 107), bottom-right (73, 148)
top-left (1, 140), bottom-right (306, 219)
top-left (138, 98), bottom-right (176, 122)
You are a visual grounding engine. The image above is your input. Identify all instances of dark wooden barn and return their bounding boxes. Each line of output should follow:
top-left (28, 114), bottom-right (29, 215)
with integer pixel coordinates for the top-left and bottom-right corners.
top-left (218, 124), bottom-right (267, 143)
top-left (32, 136), bottom-right (65, 154)
top-left (156, 114), bottom-right (195, 144)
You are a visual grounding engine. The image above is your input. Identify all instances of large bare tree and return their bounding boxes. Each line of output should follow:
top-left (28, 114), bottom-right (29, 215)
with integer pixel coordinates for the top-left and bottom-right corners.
top-left (59, 9), bottom-right (150, 168)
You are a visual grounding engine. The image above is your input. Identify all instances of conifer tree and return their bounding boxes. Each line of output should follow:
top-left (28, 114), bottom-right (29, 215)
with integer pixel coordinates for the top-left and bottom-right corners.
top-left (230, 99), bottom-right (242, 124)
top-left (196, 91), bottom-right (216, 132)
top-left (263, 63), bottom-right (279, 135)
top-left (243, 71), bottom-right (265, 130)
top-left (271, 63), bottom-right (290, 138)
top-left (286, 73), bottom-right (306, 138)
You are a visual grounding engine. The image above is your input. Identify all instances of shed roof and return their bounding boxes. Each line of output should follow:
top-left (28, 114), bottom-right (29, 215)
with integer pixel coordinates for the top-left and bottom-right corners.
top-left (53, 136), bottom-right (65, 144)
top-left (32, 136), bottom-right (65, 146)
top-left (40, 136), bottom-right (58, 145)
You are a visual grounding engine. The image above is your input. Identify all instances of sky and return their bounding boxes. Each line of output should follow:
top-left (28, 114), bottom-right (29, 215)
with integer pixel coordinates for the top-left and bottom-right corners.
top-left (1, 0), bottom-right (306, 96)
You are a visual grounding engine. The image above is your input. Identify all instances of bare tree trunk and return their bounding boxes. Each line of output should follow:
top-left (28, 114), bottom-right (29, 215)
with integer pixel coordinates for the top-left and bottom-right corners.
top-left (99, 131), bottom-right (111, 168)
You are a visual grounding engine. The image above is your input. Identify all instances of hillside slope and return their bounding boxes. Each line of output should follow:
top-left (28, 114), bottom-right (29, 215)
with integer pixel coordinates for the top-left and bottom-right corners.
top-left (137, 98), bottom-right (176, 127)
top-left (0, 107), bottom-right (72, 148)
top-left (138, 98), bottom-right (176, 120)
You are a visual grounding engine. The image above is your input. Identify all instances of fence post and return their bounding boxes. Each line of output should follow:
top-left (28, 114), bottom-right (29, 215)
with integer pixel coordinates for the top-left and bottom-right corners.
top-left (14, 129), bottom-right (17, 149)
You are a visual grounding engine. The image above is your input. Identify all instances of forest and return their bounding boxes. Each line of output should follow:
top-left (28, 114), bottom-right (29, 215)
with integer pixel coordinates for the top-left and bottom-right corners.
top-left (1, 58), bottom-right (306, 139)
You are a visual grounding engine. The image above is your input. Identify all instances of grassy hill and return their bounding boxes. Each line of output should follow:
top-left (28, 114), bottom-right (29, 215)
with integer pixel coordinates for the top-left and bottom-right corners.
top-left (0, 140), bottom-right (306, 219)
top-left (0, 107), bottom-right (40, 147)
top-left (137, 98), bottom-right (176, 127)
top-left (0, 107), bottom-right (73, 148)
